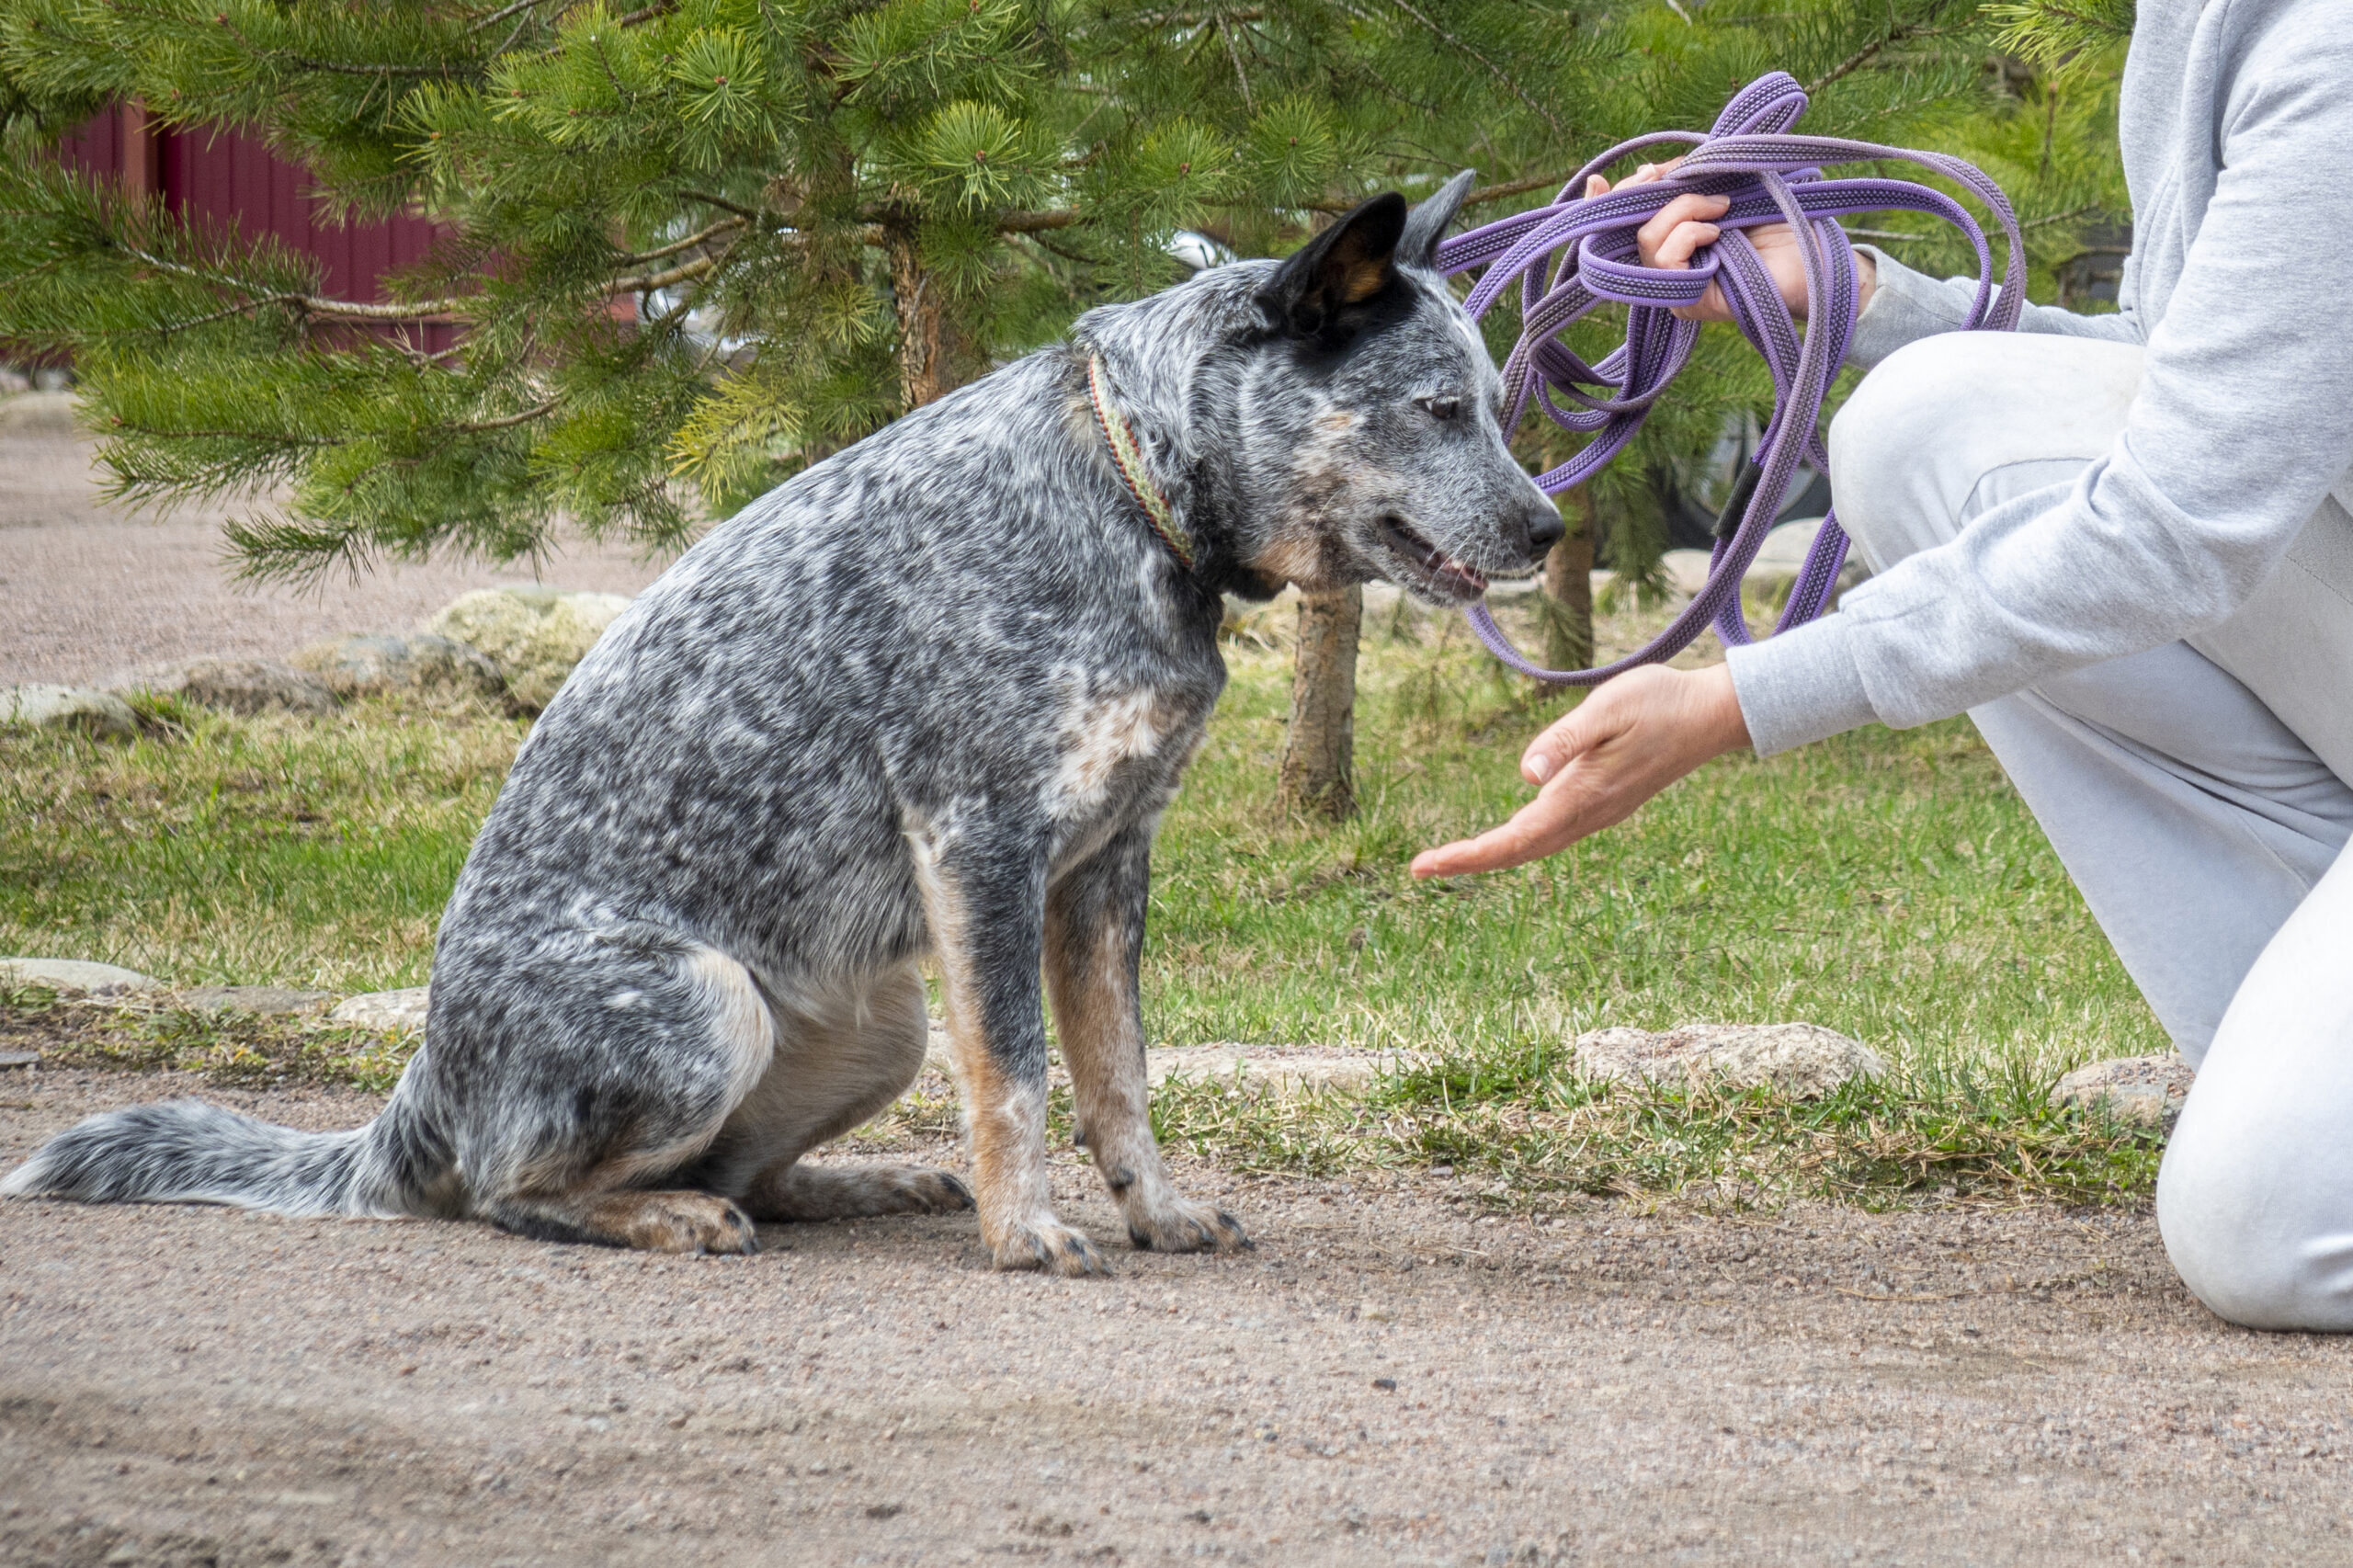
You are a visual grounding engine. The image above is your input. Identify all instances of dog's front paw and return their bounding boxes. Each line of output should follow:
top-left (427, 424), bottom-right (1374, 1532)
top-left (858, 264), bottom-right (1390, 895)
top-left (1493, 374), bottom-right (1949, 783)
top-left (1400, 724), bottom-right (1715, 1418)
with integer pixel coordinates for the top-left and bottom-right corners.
top-left (991, 1215), bottom-right (1112, 1277)
top-left (610, 1190), bottom-right (761, 1256)
top-left (1126, 1195), bottom-right (1252, 1255)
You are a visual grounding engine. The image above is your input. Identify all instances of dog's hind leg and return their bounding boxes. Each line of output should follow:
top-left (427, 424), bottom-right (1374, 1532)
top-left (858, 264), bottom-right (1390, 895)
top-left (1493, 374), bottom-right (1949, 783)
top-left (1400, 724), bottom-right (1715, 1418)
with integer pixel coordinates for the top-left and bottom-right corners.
top-left (438, 934), bottom-right (775, 1256)
top-left (705, 963), bottom-right (974, 1221)
top-left (1046, 825), bottom-right (1250, 1256)
top-left (909, 817), bottom-right (1108, 1276)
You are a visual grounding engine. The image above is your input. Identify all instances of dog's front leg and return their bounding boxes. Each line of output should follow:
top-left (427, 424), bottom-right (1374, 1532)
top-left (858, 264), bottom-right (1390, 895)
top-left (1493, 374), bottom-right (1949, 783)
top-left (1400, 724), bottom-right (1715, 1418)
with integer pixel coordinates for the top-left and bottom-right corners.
top-left (911, 821), bottom-right (1108, 1277)
top-left (1046, 825), bottom-right (1250, 1256)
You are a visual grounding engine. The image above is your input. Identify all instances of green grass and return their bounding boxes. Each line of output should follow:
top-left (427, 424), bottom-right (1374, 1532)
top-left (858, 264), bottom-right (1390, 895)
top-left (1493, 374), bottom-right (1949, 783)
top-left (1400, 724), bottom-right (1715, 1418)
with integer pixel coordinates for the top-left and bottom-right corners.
top-left (0, 596), bottom-right (2172, 1205)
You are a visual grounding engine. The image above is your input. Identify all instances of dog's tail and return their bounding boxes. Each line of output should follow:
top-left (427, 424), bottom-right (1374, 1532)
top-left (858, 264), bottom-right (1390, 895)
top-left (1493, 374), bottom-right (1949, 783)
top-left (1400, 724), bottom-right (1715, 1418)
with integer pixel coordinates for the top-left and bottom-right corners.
top-left (0, 1082), bottom-right (444, 1219)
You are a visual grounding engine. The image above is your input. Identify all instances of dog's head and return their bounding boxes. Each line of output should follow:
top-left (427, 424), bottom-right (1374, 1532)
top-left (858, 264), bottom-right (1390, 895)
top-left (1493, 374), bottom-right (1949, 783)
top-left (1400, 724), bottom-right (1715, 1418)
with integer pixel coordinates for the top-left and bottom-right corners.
top-left (1217, 173), bottom-right (1562, 603)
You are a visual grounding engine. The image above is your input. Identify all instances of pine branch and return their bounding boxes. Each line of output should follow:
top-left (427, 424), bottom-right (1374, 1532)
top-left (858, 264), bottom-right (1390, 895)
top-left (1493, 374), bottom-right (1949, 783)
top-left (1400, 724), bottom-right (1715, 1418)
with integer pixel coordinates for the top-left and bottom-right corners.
top-left (620, 215), bottom-right (747, 266)
top-left (1361, 0), bottom-right (1564, 140)
top-left (453, 398), bottom-right (562, 432)
top-left (997, 209), bottom-right (1082, 233)
top-left (1462, 171), bottom-right (1576, 210)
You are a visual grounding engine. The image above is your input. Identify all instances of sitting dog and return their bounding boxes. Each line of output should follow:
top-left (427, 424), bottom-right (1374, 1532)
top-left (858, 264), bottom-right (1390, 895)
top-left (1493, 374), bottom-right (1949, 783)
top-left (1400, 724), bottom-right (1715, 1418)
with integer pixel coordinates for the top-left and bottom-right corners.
top-left (4, 174), bottom-right (1560, 1274)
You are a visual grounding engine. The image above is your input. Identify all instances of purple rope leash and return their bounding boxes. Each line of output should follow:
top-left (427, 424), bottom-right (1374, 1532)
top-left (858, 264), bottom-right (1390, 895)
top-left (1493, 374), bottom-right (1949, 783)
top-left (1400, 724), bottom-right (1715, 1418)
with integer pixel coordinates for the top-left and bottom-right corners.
top-left (1433, 71), bottom-right (2024, 685)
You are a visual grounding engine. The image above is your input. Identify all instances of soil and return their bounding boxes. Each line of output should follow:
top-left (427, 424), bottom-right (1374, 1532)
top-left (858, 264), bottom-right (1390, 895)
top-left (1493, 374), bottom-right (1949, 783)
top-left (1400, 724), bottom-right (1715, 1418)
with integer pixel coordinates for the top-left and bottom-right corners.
top-left (0, 413), bottom-right (669, 688)
top-left (5, 1070), bottom-right (2351, 1567)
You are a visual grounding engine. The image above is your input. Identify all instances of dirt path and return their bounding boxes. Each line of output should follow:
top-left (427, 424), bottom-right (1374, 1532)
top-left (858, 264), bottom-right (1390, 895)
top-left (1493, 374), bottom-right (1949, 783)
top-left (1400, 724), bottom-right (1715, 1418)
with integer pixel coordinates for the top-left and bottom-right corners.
top-left (4, 1072), bottom-right (2349, 1566)
top-left (0, 403), bottom-right (669, 687)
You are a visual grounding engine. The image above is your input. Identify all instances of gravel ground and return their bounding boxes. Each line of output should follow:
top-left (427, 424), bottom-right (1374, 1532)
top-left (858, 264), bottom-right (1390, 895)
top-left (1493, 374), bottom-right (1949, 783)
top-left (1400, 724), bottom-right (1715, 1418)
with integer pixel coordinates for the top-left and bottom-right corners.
top-left (0, 403), bottom-right (670, 687)
top-left (5, 1070), bottom-right (2351, 1567)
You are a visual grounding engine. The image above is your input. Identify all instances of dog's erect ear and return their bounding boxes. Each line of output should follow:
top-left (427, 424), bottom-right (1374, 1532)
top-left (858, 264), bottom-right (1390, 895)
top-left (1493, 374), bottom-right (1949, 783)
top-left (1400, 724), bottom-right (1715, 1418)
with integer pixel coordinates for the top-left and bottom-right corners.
top-left (1400, 169), bottom-right (1476, 270)
top-left (1256, 192), bottom-right (1408, 339)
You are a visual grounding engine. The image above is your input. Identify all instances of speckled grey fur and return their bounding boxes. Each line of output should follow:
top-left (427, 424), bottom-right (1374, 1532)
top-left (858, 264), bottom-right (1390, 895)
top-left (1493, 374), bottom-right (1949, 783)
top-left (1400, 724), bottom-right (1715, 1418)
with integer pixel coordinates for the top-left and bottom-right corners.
top-left (4, 176), bottom-right (1560, 1272)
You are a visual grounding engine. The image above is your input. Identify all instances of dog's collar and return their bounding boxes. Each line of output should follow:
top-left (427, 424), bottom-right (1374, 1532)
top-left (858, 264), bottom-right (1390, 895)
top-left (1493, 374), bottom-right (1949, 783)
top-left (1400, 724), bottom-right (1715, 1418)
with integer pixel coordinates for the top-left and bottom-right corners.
top-left (1085, 355), bottom-right (1194, 571)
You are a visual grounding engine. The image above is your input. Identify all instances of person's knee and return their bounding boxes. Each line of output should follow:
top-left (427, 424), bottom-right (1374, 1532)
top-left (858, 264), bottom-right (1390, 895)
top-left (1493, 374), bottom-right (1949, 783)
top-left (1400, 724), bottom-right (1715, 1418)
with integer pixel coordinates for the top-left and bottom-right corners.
top-left (1826, 335), bottom-right (2000, 571)
top-left (2157, 1098), bottom-right (2353, 1332)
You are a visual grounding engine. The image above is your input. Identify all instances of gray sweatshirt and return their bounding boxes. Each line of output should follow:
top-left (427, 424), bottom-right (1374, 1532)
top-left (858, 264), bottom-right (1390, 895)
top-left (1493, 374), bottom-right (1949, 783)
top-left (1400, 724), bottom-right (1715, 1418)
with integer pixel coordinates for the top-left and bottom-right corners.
top-left (1725, 0), bottom-right (2353, 756)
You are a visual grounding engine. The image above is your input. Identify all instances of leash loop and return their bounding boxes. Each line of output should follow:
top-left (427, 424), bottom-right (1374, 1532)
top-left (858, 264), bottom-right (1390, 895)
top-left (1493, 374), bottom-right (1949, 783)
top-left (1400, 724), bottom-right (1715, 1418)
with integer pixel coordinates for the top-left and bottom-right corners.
top-left (1435, 71), bottom-right (2024, 685)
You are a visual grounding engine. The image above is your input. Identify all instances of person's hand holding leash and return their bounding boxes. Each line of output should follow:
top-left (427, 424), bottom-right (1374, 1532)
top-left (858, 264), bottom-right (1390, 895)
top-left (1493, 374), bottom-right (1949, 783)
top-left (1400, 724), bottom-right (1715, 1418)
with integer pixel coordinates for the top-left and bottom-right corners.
top-left (1411, 664), bottom-right (1752, 877)
top-left (1587, 163), bottom-right (1878, 324)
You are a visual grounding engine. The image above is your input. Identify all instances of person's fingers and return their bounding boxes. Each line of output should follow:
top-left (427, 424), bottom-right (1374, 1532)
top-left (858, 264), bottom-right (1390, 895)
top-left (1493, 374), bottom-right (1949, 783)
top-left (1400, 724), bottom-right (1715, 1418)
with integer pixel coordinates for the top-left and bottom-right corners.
top-left (1409, 789), bottom-right (1587, 878)
top-left (1519, 703), bottom-right (1608, 785)
top-left (1654, 221), bottom-right (1720, 269)
top-left (1586, 174), bottom-right (1608, 199)
top-left (1618, 156), bottom-right (1686, 188)
top-left (1635, 193), bottom-right (1729, 267)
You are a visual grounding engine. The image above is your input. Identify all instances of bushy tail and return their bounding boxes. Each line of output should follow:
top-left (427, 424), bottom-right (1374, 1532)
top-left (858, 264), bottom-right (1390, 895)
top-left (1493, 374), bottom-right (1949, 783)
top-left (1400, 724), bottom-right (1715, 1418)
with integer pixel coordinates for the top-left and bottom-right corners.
top-left (0, 1091), bottom-right (441, 1218)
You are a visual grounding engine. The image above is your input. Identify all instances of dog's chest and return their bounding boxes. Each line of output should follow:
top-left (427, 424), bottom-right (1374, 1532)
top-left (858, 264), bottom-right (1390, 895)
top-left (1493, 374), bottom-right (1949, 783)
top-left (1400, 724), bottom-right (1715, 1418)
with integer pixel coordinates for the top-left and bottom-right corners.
top-left (1044, 684), bottom-right (1208, 824)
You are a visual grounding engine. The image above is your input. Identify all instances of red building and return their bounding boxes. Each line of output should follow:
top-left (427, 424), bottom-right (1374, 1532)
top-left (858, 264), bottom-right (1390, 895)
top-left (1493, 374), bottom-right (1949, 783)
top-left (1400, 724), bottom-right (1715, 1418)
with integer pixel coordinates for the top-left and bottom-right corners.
top-left (60, 102), bottom-right (451, 348)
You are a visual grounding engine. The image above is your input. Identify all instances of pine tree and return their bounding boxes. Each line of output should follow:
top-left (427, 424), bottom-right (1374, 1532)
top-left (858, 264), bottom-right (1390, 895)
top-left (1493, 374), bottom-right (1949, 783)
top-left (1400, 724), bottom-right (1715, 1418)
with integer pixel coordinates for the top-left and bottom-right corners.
top-left (0, 1), bottom-right (2127, 822)
top-left (0, 0), bottom-right (1590, 584)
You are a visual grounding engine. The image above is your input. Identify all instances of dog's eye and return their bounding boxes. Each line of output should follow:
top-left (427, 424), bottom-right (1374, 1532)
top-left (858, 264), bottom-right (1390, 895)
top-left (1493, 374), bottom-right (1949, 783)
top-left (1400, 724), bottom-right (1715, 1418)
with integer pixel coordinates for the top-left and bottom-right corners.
top-left (1417, 396), bottom-right (1463, 422)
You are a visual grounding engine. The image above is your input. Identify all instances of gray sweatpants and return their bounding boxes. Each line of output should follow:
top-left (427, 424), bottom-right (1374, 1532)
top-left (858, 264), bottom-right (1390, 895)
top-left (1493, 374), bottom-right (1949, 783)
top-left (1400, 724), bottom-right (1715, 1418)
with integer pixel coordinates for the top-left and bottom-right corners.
top-left (1829, 331), bottom-right (2353, 1331)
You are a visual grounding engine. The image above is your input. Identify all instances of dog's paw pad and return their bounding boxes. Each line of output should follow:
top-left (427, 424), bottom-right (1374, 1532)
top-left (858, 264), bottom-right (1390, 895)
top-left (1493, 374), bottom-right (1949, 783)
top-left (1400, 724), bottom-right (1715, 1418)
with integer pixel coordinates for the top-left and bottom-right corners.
top-left (1128, 1199), bottom-right (1251, 1256)
top-left (993, 1219), bottom-right (1111, 1278)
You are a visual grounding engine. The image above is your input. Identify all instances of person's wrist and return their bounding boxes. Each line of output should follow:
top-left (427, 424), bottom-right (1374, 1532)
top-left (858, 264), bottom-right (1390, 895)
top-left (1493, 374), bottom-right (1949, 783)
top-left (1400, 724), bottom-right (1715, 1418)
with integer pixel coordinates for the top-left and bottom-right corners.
top-left (1693, 664), bottom-right (1752, 757)
top-left (1854, 250), bottom-right (1878, 315)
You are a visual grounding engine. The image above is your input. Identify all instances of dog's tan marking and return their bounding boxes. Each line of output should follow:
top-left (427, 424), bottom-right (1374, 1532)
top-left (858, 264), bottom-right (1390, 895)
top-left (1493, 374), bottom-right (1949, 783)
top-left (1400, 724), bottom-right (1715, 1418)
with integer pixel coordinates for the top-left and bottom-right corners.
top-left (1254, 529), bottom-right (1337, 589)
top-left (907, 812), bottom-right (1105, 1276)
top-left (1045, 900), bottom-right (1249, 1257)
top-left (493, 1188), bottom-right (759, 1255)
top-left (1340, 256), bottom-right (1390, 303)
top-left (686, 947), bottom-right (778, 1108)
top-left (1049, 688), bottom-right (1182, 819)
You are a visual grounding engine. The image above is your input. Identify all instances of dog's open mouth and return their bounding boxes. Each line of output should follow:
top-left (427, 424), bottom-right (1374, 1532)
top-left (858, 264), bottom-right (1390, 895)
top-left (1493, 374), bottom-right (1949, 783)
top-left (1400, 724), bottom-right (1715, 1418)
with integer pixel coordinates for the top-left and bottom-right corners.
top-left (1378, 515), bottom-right (1488, 600)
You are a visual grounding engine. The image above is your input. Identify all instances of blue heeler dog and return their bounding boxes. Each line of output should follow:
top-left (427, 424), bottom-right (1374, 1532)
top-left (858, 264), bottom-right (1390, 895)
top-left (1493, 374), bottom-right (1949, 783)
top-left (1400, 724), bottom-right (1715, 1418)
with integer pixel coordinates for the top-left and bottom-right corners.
top-left (5, 176), bottom-right (1560, 1275)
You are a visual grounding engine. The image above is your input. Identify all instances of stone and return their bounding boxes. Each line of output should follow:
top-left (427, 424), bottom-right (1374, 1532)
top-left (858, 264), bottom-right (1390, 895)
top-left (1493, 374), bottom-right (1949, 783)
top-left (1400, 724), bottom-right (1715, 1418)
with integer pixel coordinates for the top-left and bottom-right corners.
top-left (1660, 549), bottom-right (1714, 597)
top-left (2051, 1054), bottom-right (2195, 1128)
top-left (330, 986), bottom-right (430, 1034)
top-left (106, 657), bottom-right (336, 717)
top-left (290, 633), bottom-right (504, 702)
top-left (174, 985), bottom-right (335, 1017)
top-left (0, 390), bottom-right (79, 437)
top-left (1742, 517), bottom-right (1870, 601)
top-left (1653, 525), bottom-right (1873, 606)
top-left (0, 1051), bottom-right (38, 1069)
top-left (1574, 1021), bottom-right (1885, 1099)
top-left (1, 684), bottom-right (138, 739)
top-left (422, 586), bottom-right (631, 712)
top-left (0, 958), bottom-right (165, 996)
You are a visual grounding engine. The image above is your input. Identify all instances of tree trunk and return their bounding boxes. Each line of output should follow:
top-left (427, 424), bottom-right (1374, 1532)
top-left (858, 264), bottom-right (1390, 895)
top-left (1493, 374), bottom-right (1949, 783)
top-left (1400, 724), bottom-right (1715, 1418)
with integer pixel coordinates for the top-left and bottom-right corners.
top-left (1541, 487), bottom-right (1595, 674)
top-left (1278, 585), bottom-right (1361, 820)
top-left (885, 222), bottom-right (951, 411)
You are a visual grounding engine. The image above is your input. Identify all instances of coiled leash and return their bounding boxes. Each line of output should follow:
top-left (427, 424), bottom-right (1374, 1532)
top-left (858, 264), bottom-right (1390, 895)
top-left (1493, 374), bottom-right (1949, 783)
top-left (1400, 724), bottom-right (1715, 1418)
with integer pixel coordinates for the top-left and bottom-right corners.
top-left (1433, 71), bottom-right (2024, 684)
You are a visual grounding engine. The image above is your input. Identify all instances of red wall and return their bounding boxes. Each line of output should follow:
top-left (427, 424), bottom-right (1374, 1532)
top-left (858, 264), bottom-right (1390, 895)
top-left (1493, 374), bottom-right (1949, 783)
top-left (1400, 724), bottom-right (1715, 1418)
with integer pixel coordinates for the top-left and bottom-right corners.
top-left (61, 105), bottom-right (451, 347)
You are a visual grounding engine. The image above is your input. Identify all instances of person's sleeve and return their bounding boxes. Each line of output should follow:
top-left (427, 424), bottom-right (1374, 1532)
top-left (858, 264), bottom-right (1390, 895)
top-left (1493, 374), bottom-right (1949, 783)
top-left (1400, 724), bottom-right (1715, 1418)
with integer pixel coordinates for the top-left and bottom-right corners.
top-left (1844, 246), bottom-right (2145, 369)
top-left (1731, 9), bottom-right (2353, 755)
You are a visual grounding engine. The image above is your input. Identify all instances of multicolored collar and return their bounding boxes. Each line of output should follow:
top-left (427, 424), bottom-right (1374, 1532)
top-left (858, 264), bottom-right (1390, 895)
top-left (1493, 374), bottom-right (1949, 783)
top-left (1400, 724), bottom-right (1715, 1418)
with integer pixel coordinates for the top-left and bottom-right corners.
top-left (1085, 355), bottom-right (1195, 571)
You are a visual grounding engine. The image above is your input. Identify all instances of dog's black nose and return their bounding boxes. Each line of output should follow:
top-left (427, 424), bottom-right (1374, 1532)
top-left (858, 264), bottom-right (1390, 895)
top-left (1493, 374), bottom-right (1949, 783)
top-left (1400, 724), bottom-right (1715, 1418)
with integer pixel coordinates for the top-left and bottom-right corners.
top-left (1526, 502), bottom-right (1565, 555)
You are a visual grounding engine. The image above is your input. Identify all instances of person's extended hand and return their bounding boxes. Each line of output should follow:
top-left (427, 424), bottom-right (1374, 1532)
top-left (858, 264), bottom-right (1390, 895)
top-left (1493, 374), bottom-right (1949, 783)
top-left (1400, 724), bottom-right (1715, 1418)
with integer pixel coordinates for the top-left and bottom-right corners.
top-left (1409, 664), bottom-right (1753, 878)
top-left (1587, 163), bottom-right (1877, 324)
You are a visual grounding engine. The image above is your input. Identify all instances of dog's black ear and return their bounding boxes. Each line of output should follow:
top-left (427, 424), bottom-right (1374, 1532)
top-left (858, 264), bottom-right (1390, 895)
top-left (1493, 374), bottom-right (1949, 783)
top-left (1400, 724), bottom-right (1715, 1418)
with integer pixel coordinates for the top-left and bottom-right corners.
top-left (1256, 192), bottom-right (1408, 339)
top-left (1400, 169), bottom-right (1476, 269)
